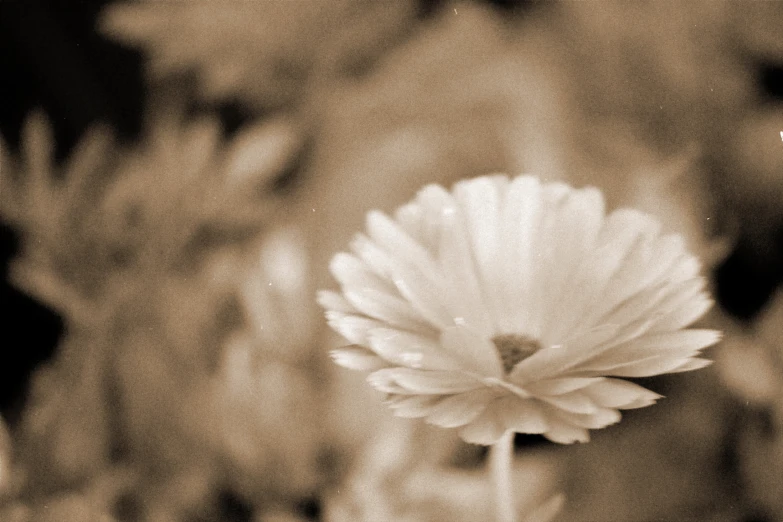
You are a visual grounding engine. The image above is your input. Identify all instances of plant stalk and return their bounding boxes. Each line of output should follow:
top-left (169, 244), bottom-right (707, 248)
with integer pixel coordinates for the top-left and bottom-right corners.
top-left (490, 430), bottom-right (515, 522)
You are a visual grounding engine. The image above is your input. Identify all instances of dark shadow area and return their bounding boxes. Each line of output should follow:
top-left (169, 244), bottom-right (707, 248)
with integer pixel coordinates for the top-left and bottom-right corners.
top-left (0, 0), bottom-right (143, 419)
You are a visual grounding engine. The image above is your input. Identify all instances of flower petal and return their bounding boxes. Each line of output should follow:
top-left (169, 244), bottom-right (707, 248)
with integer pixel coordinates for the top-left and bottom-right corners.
top-left (587, 279), bottom-right (672, 335)
top-left (578, 329), bottom-right (720, 375)
top-left (539, 391), bottom-right (598, 415)
top-left (542, 417), bottom-right (590, 444)
top-left (548, 209), bottom-right (659, 342)
top-left (368, 367), bottom-right (483, 395)
top-left (361, 214), bottom-right (462, 330)
top-left (581, 378), bottom-right (663, 409)
top-left (498, 176), bottom-right (542, 333)
top-left (325, 311), bottom-right (384, 345)
top-left (621, 396), bottom-right (663, 409)
top-left (458, 406), bottom-right (508, 445)
top-left (426, 185), bottom-right (494, 337)
top-left (386, 394), bottom-right (442, 418)
top-left (425, 388), bottom-right (497, 428)
top-left (330, 346), bottom-right (388, 371)
top-left (579, 233), bottom-right (682, 329)
top-left (556, 408), bottom-right (622, 429)
top-left (598, 354), bottom-right (710, 378)
top-left (524, 377), bottom-right (603, 396)
top-left (510, 324), bottom-right (620, 383)
top-left (525, 183), bottom-right (580, 338)
top-left (440, 325), bottom-right (504, 378)
top-left (352, 231), bottom-right (454, 329)
top-left (453, 175), bottom-right (507, 329)
top-left (495, 396), bottom-right (549, 434)
top-left (317, 289), bottom-right (357, 314)
top-left (350, 233), bottom-right (395, 277)
top-left (666, 357), bottom-right (713, 373)
top-left (649, 276), bottom-right (703, 312)
top-left (367, 328), bottom-right (460, 370)
top-left (366, 210), bottom-right (442, 281)
top-left (539, 186), bottom-right (605, 337)
top-left (329, 252), bottom-right (396, 296)
top-left (393, 200), bottom-right (433, 249)
top-left (343, 288), bottom-right (434, 333)
top-left (650, 290), bottom-right (713, 333)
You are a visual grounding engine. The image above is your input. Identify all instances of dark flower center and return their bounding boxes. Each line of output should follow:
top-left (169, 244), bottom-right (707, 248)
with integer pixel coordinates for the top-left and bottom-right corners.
top-left (491, 334), bottom-right (542, 373)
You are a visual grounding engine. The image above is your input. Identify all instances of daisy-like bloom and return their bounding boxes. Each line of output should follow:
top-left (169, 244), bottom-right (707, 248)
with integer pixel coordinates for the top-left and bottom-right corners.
top-left (318, 175), bottom-right (720, 444)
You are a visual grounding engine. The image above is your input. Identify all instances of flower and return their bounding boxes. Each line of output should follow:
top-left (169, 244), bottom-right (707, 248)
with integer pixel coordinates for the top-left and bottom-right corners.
top-left (318, 174), bottom-right (720, 445)
top-left (99, 0), bottom-right (416, 107)
top-left (324, 416), bottom-right (564, 522)
top-left (0, 112), bottom-right (299, 325)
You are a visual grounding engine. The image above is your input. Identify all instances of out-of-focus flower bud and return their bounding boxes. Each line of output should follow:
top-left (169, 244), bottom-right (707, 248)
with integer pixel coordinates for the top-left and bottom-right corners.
top-left (727, 112), bottom-right (783, 213)
top-left (99, 0), bottom-right (418, 107)
top-left (324, 417), bottom-right (560, 522)
top-left (240, 227), bottom-right (316, 364)
top-left (18, 335), bottom-right (111, 491)
top-left (224, 119), bottom-right (303, 192)
top-left (715, 336), bottom-right (782, 406)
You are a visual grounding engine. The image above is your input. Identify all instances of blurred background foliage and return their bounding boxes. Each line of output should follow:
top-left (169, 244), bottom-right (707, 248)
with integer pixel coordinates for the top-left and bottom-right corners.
top-left (1, 0), bottom-right (783, 521)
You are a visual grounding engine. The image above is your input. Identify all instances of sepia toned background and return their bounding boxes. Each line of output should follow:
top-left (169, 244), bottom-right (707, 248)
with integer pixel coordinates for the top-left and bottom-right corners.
top-left (1, 1), bottom-right (782, 521)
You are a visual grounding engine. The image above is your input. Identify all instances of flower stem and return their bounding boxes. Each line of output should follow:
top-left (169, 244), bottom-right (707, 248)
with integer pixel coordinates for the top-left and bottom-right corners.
top-left (490, 430), bottom-right (515, 522)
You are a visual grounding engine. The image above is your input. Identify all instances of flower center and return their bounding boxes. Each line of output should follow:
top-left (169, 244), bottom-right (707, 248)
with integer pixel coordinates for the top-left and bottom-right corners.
top-left (491, 334), bottom-right (542, 373)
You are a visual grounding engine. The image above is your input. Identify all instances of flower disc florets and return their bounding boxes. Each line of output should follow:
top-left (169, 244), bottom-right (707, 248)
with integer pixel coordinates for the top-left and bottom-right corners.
top-left (318, 175), bottom-right (720, 444)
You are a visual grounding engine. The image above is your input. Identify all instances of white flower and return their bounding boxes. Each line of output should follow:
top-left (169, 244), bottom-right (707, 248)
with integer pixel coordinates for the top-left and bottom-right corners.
top-left (319, 175), bottom-right (720, 445)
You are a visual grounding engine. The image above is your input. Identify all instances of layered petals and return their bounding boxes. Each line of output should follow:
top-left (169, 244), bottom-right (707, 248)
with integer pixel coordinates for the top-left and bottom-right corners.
top-left (320, 174), bottom-right (720, 444)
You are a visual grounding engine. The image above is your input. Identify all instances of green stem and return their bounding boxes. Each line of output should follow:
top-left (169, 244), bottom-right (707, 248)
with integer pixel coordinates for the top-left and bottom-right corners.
top-left (490, 430), bottom-right (515, 522)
